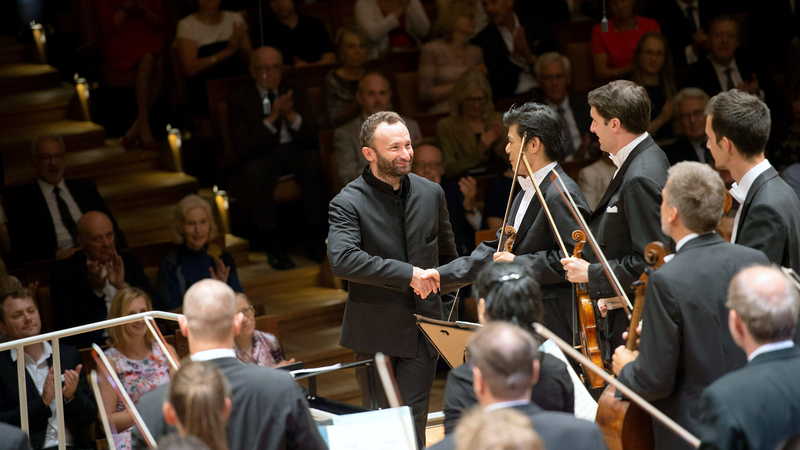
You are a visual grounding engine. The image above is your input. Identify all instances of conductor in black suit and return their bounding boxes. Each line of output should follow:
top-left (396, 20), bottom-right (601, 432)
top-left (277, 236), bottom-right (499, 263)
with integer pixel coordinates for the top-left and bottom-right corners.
top-left (227, 46), bottom-right (327, 269)
top-left (327, 111), bottom-right (458, 449)
top-left (561, 80), bottom-right (670, 354)
top-left (612, 162), bottom-right (770, 450)
top-left (430, 322), bottom-right (606, 450)
top-left (696, 265), bottom-right (800, 450)
top-left (131, 279), bottom-right (326, 450)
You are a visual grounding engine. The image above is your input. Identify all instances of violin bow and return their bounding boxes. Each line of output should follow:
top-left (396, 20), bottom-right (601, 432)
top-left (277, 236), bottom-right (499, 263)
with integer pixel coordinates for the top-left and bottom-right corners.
top-left (144, 316), bottom-right (180, 371)
top-left (91, 344), bottom-right (158, 448)
top-left (550, 171), bottom-right (633, 317)
top-left (518, 154), bottom-right (569, 257)
top-left (90, 370), bottom-right (117, 450)
top-left (497, 132), bottom-right (528, 252)
top-left (781, 267), bottom-right (800, 292)
top-left (375, 353), bottom-right (416, 449)
top-left (534, 323), bottom-right (702, 449)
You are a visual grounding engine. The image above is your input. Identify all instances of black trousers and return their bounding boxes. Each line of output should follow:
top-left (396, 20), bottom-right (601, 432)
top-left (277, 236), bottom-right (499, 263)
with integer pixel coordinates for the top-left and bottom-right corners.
top-left (354, 334), bottom-right (438, 449)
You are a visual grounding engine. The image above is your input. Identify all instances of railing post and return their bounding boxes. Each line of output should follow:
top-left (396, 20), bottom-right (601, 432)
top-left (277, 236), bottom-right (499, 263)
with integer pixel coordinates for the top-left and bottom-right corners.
top-left (51, 337), bottom-right (66, 450)
top-left (16, 344), bottom-right (28, 435)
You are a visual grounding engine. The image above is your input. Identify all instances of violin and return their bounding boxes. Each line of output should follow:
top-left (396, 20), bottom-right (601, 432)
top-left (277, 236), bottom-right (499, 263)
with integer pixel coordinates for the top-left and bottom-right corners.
top-left (503, 226), bottom-right (517, 252)
top-left (595, 241), bottom-right (670, 450)
top-left (571, 230), bottom-right (605, 389)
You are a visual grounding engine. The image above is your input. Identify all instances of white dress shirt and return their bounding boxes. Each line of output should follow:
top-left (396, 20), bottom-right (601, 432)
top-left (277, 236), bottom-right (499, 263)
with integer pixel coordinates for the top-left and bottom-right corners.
top-left (498, 13), bottom-right (537, 94)
top-left (37, 178), bottom-right (82, 250)
top-left (484, 398), bottom-right (530, 412)
top-left (748, 340), bottom-right (794, 362)
top-left (610, 132), bottom-right (650, 179)
top-left (663, 232), bottom-right (699, 263)
top-left (191, 348), bottom-right (237, 361)
top-left (512, 162), bottom-right (557, 232)
top-left (729, 159), bottom-right (772, 243)
top-left (256, 83), bottom-right (303, 145)
top-left (708, 57), bottom-right (765, 99)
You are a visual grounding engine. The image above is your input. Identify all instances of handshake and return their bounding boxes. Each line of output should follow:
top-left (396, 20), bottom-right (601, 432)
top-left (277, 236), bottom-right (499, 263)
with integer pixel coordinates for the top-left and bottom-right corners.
top-left (410, 267), bottom-right (441, 299)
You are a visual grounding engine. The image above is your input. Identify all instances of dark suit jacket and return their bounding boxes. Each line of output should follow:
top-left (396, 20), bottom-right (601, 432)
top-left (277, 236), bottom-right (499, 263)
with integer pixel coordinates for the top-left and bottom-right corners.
top-left (471, 24), bottom-right (522, 101)
top-left (617, 233), bottom-right (770, 450)
top-left (644, 0), bottom-right (725, 67)
top-left (689, 55), bottom-right (781, 118)
top-left (432, 401), bottom-right (606, 450)
top-left (227, 78), bottom-right (317, 165)
top-left (49, 250), bottom-right (161, 349)
top-left (696, 346), bottom-right (800, 450)
top-left (663, 136), bottom-right (707, 166)
top-left (131, 356), bottom-right (326, 450)
top-left (0, 345), bottom-right (97, 450)
top-left (568, 93), bottom-right (592, 138)
top-left (328, 168), bottom-right (459, 358)
top-left (442, 352), bottom-right (574, 434)
top-left (437, 165), bottom-right (590, 335)
top-left (0, 423), bottom-right (31, 450)
top-left (4, 180), bottom-right (124, 266)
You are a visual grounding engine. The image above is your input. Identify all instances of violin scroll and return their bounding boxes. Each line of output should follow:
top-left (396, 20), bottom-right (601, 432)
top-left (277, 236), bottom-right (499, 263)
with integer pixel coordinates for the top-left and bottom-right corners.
top-left (503, 226), bottom-right (517, 252)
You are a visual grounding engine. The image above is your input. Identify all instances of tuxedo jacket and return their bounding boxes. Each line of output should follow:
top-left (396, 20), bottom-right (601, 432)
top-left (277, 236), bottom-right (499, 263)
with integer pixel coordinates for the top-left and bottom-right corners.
top-left (0, 345), bottom-right (97, 450)
top-left (132, 356), bottom-right (326, 450)
top-left (696, 346), bottom-right (800, 450)
top-left (0, 423), bottom-right (30, 450)
top-left (644, 0), bottom-right (725, 67)
top-left (431, 401), bottom-right (607, 450)
top-left (4, 180), bottom-right (124, 266)
top-left (617, 233), bottom-right (770, 450)
top-left (587, 135), bottom-right (670, 300)
top-left (663, 136), bottom-right (706, 166)
top-left (328, 168), bottom-right (458, 358)
top-left (442, 352), bottom-right (574, 434)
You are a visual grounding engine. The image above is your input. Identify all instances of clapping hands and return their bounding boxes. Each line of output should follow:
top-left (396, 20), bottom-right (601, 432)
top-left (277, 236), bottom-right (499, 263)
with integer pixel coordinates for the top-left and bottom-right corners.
top-left (410, 267), bottom-right (441, 299)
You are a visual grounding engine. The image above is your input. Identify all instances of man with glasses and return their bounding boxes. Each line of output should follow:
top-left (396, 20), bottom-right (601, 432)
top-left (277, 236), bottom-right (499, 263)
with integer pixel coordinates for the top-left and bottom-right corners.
top-left (663, 88), bottom-right (712, 166)
top-left (228, 46), bottom-right (327, 270)
top-left (4, 134), bottom-right (124, 266)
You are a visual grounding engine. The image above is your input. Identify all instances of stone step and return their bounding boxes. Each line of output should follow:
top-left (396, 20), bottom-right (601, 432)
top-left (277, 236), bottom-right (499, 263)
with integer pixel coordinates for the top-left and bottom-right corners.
top-left (0, 120), bottom-right (106, 159)
top-left (114, 203), bottom-right (176, 247)
top-left (0, 85), bottom-right (74, 128)
top-left (0, 63), bottom-right (60, 96)
top-left (98, 170), bottom-right (200, 212)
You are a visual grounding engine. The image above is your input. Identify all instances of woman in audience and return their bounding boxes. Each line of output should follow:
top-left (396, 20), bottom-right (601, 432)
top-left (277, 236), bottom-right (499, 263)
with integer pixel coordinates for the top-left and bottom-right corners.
top-left (233, 293), bottom-right (295, 367)
top-left (355, 0), bottom-right (431, 59)
top-left (436, 70), bottom-right (505, 179)
top-left (158, 194), bottom-right (243, 311)
top-left (418, 0), bottom-right (485, 114)
top-left (631, 32), bottom-right (676, 140)
top-left (94, 0), bottom-right (163, 149)
top-left (259, 0), bottom-right (336, 67)
top-left (100, 287), bottom-right (174, 450)
top-left (163, 360), bottom-right (231, 450)
top-left (175, 0), bottom-right (252, 117)
top-left (590, 0), bottom-right (660, 81)
top-left (324, 25), bottom-right (369, 126)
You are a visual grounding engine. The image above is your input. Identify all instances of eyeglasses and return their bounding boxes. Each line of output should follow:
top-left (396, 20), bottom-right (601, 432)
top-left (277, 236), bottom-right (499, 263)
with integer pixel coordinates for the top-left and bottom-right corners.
top-left (464, 96), bottom-right (486, 104)
top-left (414, 161), bottom-right (443, 171)
top-left (681, 109), bottom-right (705, 121)
top-left (239, 306), bottom-right (255, 318)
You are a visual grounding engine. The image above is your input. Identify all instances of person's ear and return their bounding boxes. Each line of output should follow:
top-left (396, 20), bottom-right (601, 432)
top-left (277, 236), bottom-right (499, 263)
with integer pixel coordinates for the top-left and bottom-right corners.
top-left (0, 320), bottom-right (7, 337)
top-left (477, 298), bottom-right (486, 323)
top-left (610, 118), bottom-right (622, 133)
top-left (472, 366), bottom-right (485, 397)
top-left (531, 359), bottom-right (540, 386)
top-left (362, 146), bottom-right (376, 163)
top-left (232, 312), bottom-right (243, 336)
top-left (163, 402), bottom-right (178, 426)
top-left (528, 137), bottom-right (541, 155)
top-left (222, 397), bottom-right (232, 422)
top-left (178, 315), bottom-right (189, 338)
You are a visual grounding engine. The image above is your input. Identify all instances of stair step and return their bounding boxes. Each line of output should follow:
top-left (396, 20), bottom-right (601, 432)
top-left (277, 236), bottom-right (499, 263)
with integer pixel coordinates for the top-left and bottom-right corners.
top-left (0, 63), bottom-right (60, 96)
top-left (98, 171), bottom-right (200, 212)
top-left (225, 234), bottom-right (251, 267)
top-left (114, 203), bottom-right (176, 247)
top-left (0, 85), bottom-right (74, 128)
top-left (0, 120), bottom-right (106, 159)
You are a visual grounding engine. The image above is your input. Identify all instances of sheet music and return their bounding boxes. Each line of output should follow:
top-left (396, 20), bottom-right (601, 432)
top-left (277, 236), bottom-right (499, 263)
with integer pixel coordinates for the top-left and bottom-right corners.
top-left (319, 407), bottom-right (417, 450)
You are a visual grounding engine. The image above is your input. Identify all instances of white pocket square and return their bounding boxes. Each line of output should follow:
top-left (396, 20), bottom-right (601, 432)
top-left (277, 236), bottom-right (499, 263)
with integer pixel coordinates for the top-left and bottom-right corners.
top-left (606, 206), bottom-right (618, 213)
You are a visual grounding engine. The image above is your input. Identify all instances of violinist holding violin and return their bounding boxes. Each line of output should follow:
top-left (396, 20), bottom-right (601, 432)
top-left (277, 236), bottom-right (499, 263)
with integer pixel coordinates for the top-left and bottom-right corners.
top-left (612, 162), bottom-right (768, 450)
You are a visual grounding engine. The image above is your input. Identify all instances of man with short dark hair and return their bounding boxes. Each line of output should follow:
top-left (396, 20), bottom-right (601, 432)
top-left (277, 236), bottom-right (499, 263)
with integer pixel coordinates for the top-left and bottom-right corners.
top-left (328, 111), bottom-right (458, 449)
top-left (612, 162), bottom-right (769, 450)
top-left (561, 80), bottom-right (670, 353)
top-left (0, 289), bottom-right (97, 450)
top-left (696, 265), bottom-right (800, 450)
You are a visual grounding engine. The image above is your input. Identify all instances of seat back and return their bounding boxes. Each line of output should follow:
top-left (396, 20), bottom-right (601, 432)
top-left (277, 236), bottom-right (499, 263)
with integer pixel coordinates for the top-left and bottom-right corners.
top-left (394, 72), bottom-right (421, 117)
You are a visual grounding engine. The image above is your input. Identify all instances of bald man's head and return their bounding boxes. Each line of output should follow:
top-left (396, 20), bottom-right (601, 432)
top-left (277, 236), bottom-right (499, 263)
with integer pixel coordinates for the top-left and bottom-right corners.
top-left (250, 46), bottom-right (284, 90)
top-left (728, 266), bottom-right (800, 344)
top-left (182, 279), bottom-right (239, 345)
top-left (357, 73), bottom-right (392, 116)
top-left (77, 211), bottom-right (116, 262)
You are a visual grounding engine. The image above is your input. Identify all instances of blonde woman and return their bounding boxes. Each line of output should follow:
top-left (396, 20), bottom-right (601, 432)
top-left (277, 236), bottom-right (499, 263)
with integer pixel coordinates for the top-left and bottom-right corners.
top-left (158, 194), bottom-right (243, 311)
top-left (100, 287), bottom-right (174, 450)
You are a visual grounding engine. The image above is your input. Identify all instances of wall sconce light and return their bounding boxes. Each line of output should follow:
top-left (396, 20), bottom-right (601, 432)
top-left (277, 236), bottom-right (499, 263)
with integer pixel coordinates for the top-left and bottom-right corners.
top-left (73, 73), bottom-right (91, 121)
top-left (213, 185), bottom-right (230, 236)
top-left (30, 22), bottom-right (47, 64)
top-left (167, 124), bottom-right (183, 173)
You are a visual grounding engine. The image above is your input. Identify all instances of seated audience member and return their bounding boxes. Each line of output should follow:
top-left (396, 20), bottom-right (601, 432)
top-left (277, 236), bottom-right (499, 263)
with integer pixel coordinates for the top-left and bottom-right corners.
top-left (662, 88), bottom-right (712, 166)
top-left (0, 423), bottom-right (31, 450)
top-left (418, 1), bottom-right (486, 114)
top-left (454, 408), bottom-right (543, 450)
top-left (534, 52), bottom-right (591, 161)
top-left (131, 280), bottom-right (327, 450)
top-left (437, 70), bottom-right (505, 179)
top-left (5, 135), bottom-right (124, 266)
top-left (158, 195), bottom-right (242, 311)
top-left (411, 142), bottom-right (481, 256)
top-left (50, 211), bottom-right (159, 349)
top-left (163, 361), bottom-right (230, 450)
top-left (355, 0), bottom-right (431, 59)
top-left (631, 32), bottom-right (676, 140)
top-left (324, 25), bottom-right (369, 126)
top-left (100, 287), bottom-right (173, 450)
top-left (482, 164), bottom-right (518, 231)
top-left (157, 434), bottom-right (210, 450)
top-left (591, 0), bottom-right (661, 81)
top-left (471, 0), bottom-right (538, 101)
top-left (176, 0), bottom-right (252, 117)
top-left (333, 72), bottom-right (422, 187)
top-left (436, 0), bottom-right (488, 33)
top-left (645, 0), bottom-right (725, 67)
top-left (227, 46), bottom-right (327, 270)
top-left (578, 153), bottom-right (616, 211)
top-left (258, 0), bottom-right (335, 67)
top-left (0, 289), bottom-right (98, 449)
top-left (94, 0), bottom-right (163, 149)
top-left (433, 321), bottom-right (606, 450)
top-left (696, 265), bottom-right (800, 450)
top-left (233, 293), bottom-right (294, 367)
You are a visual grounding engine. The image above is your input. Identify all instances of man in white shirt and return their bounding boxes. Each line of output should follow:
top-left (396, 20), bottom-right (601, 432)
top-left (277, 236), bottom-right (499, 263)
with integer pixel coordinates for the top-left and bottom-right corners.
top-left (0, 289), bottom-right (97, 450)
top-left (696, 265), bottom-right (800, 450)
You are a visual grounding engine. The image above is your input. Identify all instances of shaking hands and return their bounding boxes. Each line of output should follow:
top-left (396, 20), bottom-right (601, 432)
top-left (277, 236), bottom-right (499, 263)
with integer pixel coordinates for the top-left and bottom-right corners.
top-left (410, 267), bottom-right (441, 299)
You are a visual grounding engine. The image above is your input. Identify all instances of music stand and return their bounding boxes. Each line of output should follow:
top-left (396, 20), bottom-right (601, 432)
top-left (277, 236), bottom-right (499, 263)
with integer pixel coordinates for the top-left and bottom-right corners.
top-left (415, 315), bottom-right (481, 368)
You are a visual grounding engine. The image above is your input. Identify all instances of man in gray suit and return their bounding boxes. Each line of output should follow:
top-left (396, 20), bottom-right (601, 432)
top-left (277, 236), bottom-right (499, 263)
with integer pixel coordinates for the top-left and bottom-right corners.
top-left (131, 279), bottom-right (326, 450)
top-left (328, 111), bottom-right (458, 448)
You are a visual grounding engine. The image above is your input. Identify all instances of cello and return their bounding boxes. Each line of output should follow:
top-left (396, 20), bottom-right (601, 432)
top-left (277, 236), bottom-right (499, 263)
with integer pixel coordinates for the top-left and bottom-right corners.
top-left (571, 230), bottom-right (605, 389)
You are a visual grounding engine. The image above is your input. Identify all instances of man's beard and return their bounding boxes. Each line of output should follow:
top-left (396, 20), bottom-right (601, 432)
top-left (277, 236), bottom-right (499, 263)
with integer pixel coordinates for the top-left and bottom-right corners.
top-left (376, 150), bottom-right (412, 179)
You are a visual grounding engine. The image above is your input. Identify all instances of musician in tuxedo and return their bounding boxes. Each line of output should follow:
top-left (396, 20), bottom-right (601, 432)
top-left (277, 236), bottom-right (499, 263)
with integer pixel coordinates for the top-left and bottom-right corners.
top-left (561, 80), bottom-right (670, 354)
top-left (696, 265), bottom-right (800, 450)
top-left (424, 101), bottom-right (591, 346)
top-left (431, 322), bottom-right (606, 450)
top-left (327, 111), bottom-right (458, 449)
top-left (612, 162), bottom-right (770, 450)
top-left (131, 279), bottom-right (326, 450)
top-left (705, 90), bottom-right (800, 275)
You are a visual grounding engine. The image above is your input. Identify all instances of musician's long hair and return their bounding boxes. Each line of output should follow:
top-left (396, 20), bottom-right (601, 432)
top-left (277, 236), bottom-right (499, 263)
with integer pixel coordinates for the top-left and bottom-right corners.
top-left (474, 262), bottom-right (543, 337)
top-left (169, 360), bottom-right (231, 450)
